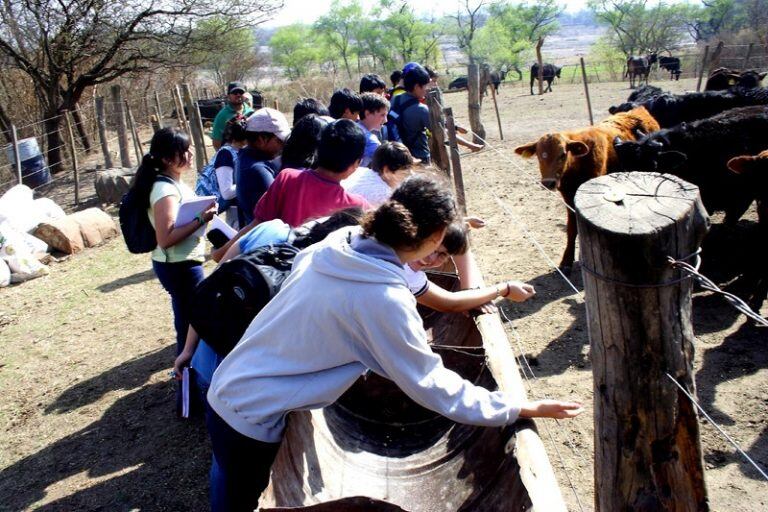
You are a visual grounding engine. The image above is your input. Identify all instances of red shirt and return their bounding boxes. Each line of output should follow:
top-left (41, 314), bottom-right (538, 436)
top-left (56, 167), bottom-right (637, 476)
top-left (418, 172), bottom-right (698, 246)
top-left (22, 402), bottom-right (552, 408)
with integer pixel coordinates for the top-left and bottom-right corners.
top-left (254, 169), bottom-right (371, 227)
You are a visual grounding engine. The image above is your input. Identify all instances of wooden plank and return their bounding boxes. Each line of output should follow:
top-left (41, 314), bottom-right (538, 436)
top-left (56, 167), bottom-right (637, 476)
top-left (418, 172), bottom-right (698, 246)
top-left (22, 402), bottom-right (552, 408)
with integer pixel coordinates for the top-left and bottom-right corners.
top-left (696, 45), bottom-right (710, 92)
top-left (10, 124), bottom-right (22, 184)
top-left (467, 64), bottom-right (485, 145)
top-left (580, 57), bottom-right (594, 126)
top-left (426, 88), bottom-right (450, 173)
top-left (536, 37), bottom-right (545, 95)
top-left (124, 100), bottom-right (143, 163)
top-left (443, 107), bottom-right (467, 216)
top-left (111, 85), bottom-right (132, 167)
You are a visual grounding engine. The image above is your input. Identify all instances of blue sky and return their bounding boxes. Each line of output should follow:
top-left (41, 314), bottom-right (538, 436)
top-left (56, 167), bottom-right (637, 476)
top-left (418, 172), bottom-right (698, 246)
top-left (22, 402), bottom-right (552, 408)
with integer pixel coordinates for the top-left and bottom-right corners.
top-left (263, 0), bottom-right (592, 28)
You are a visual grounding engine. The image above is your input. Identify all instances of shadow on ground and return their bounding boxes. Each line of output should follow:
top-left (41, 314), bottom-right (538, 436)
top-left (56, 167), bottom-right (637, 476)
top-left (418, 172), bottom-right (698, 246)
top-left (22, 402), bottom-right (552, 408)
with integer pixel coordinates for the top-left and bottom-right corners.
top-left (96, 268), bottom-right (156, 294)
top-left (1, 349), bottom-right (210, 511)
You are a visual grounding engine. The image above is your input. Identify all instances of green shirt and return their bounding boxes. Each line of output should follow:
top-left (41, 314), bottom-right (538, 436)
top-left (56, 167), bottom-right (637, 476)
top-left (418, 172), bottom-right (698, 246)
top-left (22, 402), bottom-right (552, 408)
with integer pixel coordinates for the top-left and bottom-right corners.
top-left (211, 103), bottom-right (254, 142)
top-left (148, 178), bottom-right (206, 263)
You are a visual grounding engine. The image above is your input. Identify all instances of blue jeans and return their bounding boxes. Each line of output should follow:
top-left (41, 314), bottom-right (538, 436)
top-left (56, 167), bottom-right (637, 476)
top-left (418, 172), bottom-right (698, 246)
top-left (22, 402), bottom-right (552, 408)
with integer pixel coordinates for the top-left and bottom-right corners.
top-left (206, 408), bottom-right (281, 512)
top-left (152, 259), bottom-right (204, 416)
top-left (151, 260), bottom-right (205, 356)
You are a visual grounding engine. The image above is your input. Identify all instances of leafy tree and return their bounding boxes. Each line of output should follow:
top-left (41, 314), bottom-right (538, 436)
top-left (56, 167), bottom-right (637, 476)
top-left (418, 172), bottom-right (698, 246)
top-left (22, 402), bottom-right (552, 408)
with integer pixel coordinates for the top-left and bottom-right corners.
top-left (449, 0), bottom-right (489, 64)
top-left (269, 24), bottom-right (321, 79)
top-left (0, 0), bottom-right (280, 173)
top-left (315, 0), bottom-right (363, 78)
top-left (193, 17), bottom-right (266, 90)
top-left (384, 4), bottom-right (443, 67)
top-left (473, 0), bottom-right (562, 71)
top-left (588, 0), bottom-right (691, 56)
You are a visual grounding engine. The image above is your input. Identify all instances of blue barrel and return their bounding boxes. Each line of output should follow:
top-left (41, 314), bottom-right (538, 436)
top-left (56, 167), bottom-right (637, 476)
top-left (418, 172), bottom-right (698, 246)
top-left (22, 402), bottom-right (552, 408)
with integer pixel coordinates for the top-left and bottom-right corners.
top-left (5, 137), bottom-right (51, 189)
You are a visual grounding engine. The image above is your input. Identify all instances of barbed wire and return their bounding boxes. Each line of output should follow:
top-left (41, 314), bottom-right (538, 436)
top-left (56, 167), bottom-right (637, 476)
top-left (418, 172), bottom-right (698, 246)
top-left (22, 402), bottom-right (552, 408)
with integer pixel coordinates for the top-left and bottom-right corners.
top-left (669, 257), bottom-right (768, 326)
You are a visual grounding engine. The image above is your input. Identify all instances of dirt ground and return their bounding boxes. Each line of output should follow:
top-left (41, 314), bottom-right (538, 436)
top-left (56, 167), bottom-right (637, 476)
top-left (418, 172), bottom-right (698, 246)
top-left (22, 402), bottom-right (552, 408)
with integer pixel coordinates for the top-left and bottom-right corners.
top-left (0, 77), bottom-right (766, 511)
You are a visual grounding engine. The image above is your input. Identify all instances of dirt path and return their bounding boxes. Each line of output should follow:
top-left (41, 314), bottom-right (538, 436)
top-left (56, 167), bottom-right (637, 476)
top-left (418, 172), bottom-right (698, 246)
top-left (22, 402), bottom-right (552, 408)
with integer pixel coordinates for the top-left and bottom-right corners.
top-left (0, 77), bottom-right (765, 511)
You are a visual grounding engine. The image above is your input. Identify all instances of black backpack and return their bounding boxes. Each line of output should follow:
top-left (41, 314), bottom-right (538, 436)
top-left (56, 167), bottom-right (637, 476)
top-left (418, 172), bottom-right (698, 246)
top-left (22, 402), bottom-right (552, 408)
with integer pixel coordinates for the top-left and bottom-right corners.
top-left (119, 175), bottom-right (176, 254)
top-left (189, 242), bottom-right (299, 356)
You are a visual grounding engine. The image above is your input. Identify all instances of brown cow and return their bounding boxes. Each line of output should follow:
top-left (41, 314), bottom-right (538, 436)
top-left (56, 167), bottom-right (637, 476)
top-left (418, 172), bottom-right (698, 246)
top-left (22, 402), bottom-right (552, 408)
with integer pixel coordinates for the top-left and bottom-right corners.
top-left (727, 149), bottom-right (768, 316)
top-left (514, 107), bottom-right (660, 271)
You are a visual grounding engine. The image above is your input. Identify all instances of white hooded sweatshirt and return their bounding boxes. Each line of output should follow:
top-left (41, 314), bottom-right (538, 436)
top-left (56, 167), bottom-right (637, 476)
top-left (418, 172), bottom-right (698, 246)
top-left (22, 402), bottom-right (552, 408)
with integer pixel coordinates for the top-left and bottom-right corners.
top-left (207, 228), bottom-right (521, 442)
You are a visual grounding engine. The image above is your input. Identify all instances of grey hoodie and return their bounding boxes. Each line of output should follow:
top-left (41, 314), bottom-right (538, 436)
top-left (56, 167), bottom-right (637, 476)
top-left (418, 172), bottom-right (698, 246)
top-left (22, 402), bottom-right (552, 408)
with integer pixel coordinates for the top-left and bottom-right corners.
top-left (207, 227), bottom-right (521, 442)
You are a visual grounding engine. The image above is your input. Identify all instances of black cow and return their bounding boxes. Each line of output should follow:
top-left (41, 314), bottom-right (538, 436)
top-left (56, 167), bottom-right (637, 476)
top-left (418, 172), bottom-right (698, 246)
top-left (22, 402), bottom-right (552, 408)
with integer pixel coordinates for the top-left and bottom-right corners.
top-left (530, 63), bottom-right (561, 95)
top-left (658, 56), bottom-right (681, 80)
top-left (613, 105), bottom-right (768, 224)
top-left (196, 98), bottom-right (227, 122)
top-left (626, 53), bottom-right (658, 88)
top-left (608, 86), bottom-right (768, 127)
top-left (448, 76), bottom-right (468, 90)
top-left (705, 67), bottom-right (768, 91)
top-left (489, 70), bottom-right (507, 93)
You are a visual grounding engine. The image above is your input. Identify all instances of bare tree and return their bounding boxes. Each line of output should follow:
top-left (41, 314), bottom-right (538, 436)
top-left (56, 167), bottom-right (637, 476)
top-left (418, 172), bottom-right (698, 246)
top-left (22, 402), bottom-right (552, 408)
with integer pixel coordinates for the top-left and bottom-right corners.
top-left (0, 0), bottom-right (281, 173)
top-left (450, 0), bottom-right (488, 64)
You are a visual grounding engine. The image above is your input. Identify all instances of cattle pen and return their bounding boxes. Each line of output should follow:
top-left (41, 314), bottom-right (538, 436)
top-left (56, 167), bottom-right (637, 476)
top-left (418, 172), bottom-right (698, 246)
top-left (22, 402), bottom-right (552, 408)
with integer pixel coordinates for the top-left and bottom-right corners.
top-left (0, 73), bottom-right (766, 511)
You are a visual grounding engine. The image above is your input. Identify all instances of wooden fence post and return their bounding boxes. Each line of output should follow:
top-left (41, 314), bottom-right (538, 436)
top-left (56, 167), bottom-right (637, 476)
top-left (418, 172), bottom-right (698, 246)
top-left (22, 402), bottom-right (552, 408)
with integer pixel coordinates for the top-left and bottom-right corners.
top-left (696, 45), bottom-right (710, 92)
top-left (181, 83), bottom-right (209, 169)
top-left (124, 100), bottom-right (143, 163)
top-left (490, 85), bottom-right (504, 140)
top-left (709, 41), bottom-right (725, 70)
top-left (426, 88), bottom-right (450, 173)
top-left (273, 98), bottom-right (280, 111)
top-left (154, 91), bottom-right (164, 121)
top-left (111, 85), bottom-right (132, 167)
top-left (536, 37), bottom-right (545, 95)
top-left (580, 57), bottom-right (594, 126)
top-left (150, 107), bottom-right (162, 132)
top-left (743, 43), bottom-right (754, 69)
top-left (95, 97), bottom-right (114, 168)
top-left (64, 111), bottom-right (80, 205)
top-left (443, 107), bottom-right (467, 216)
top-left (10, 124), bottom-right (22, 184)
top-left (173, 85), bottom-right (191, 136)
top-left (575, 172), bottom-right (710, 512)
top-left (467, 63), bottom-right (486, 145)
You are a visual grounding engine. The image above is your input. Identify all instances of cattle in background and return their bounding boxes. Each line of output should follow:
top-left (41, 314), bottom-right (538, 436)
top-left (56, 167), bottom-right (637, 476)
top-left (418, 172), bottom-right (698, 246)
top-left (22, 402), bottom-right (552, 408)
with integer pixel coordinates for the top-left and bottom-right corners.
top-left (613, 105), bottom-right (768, 225)
top-left (727, 149), bottom-right (768, 314)
top-left (514, 107), bottom-right (660, 271)
top-left (530, 63), bottom-right (562, 95)
top-left (658, 56), bottom-right (681, 80)
top-left (488, 70), bottom-right (507, 93)
top-left (608, 86), bottom-right (768, 127)
top-left (705, 67), bottom-right (767, 91)
top-left (448, 76), bottom-right (468, 90)
top-left (625, 53), bottom-right (658, 88)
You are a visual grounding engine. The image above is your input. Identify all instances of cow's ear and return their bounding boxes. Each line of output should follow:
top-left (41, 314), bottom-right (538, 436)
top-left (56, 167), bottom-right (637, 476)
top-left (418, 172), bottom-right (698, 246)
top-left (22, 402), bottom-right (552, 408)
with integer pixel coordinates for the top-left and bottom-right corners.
top-left (759, 72), bottom-right (767, 81)
top-left (658, 151), bottom-right (687, 170)
top-left (514, 142), bottom-right (537, 158)
top-left (566, 140), bottom-right (590, 157)
top-left (727, 155), bottom-right (755, 174)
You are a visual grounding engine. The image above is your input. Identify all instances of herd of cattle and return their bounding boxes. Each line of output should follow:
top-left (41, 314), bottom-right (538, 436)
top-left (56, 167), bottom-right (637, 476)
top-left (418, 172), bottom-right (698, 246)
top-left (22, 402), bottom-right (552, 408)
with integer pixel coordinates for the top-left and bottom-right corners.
top-left (513, 68), bottom-right (768, 316)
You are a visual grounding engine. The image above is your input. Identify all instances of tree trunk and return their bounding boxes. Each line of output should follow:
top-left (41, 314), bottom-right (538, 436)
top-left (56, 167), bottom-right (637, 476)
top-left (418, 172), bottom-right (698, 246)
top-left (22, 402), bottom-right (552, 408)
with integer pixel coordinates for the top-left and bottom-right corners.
top-left (71, 106), bottom-right (93, 154)
top-left (44, 115), bottom-right (65, 174)
top-left (343, 54), bottom-right (352, 79)
top-left (0, 101), bottom-right (12, 144)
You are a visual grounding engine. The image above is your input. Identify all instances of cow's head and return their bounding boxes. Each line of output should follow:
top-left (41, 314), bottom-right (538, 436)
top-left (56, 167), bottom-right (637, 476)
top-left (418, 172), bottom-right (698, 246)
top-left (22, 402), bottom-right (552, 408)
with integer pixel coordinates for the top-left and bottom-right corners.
top-left (514, 133), bottom-right (590, 190)
top-left (648, 52), bottom-right (658, 64)
top-left (613, 136), bottom-right (687, 172)
top-left (555, 66), bottom-right (562, 78)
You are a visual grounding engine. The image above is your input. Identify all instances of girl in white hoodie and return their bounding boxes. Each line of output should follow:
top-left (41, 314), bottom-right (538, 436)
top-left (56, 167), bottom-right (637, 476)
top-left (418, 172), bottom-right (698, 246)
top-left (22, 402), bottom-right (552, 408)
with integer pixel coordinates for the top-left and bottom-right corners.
top-left (206, 175), bottom-right (582, 511)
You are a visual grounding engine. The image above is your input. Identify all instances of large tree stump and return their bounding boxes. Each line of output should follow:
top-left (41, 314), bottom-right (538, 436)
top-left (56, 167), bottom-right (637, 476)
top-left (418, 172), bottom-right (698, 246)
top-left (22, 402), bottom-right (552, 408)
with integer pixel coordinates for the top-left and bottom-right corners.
top-left (33, 208), bottom-right (117, 254)
top-left (574, 172), bottom-right (710, 512)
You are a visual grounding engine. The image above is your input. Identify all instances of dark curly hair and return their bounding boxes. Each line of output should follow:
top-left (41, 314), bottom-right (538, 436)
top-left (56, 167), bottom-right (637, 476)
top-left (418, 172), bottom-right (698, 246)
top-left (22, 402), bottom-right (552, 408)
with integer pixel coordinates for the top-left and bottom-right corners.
top-left (362, 175), bottom-right (456, 250)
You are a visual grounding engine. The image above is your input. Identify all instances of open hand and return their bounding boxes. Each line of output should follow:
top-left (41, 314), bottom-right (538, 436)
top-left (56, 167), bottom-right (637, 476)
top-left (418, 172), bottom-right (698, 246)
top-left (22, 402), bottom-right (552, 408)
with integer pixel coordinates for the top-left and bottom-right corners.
top-left (519, 400), bottom-right (584, 419)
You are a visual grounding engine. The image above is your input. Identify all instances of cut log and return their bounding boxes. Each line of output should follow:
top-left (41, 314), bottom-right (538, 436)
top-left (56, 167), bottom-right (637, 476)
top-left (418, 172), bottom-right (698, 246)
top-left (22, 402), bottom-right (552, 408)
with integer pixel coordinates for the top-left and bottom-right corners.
top-left (33, 208), bottom-right (117, 254)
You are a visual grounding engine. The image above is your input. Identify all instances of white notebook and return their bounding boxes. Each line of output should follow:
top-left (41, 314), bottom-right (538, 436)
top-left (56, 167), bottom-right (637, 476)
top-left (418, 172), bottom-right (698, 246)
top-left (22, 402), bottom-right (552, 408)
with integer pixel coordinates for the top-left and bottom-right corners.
top-left (176, 195), bottom-right (216, 236)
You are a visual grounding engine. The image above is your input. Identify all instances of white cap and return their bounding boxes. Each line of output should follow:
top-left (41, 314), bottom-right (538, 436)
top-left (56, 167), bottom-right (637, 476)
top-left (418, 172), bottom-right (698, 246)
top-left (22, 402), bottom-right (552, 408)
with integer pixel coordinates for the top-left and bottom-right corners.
top-left (246, 108), bottom-right (291, 141)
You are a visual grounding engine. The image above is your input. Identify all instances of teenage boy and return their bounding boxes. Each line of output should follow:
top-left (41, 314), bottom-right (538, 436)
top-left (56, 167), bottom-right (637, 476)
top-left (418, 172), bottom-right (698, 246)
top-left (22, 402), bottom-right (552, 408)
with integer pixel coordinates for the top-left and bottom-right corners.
top-left (328, 88), bottom-right (363, 121)
top-left (211, 82), bottom-right (254, 150)
top-left (358, 93), bottom-right (390, 166)
top-left (236, 108), bottom-right (291, 225)
top-left (253, 119), bottom-right (370, 227)
top-left (359, 74), bottom-right (387, 95)
top-left (390, 64), bottom-right (432, 163)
